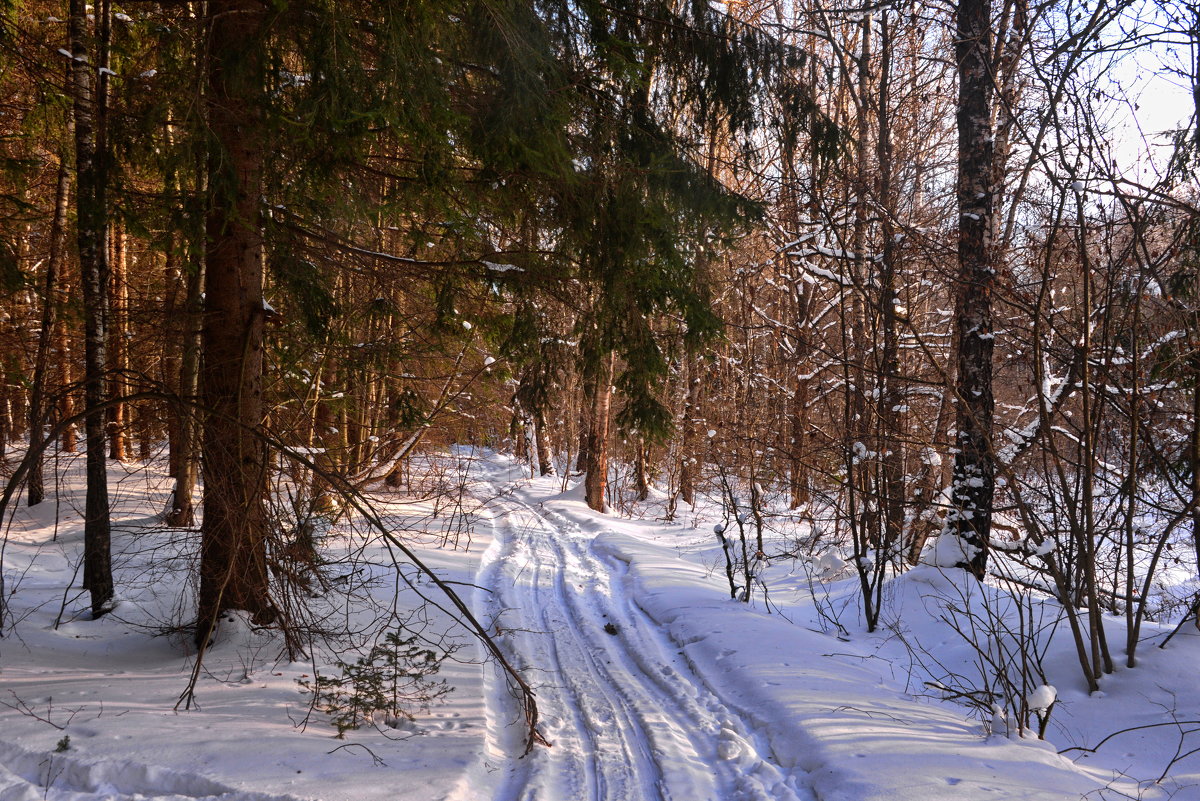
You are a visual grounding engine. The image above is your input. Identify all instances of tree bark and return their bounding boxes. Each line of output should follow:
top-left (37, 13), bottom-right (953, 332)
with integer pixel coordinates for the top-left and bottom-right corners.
top-left (27, 148), bottom-right (72, 506)
top-left (875, 11), bottom-right (905, 560)
top-left (633, 434), bottom-right (650, 501)
top-left (107, 225), bottom-right (128, 461)
top-left (70, 0), bottom-right (114, 617)
top-left (166, 252), bottom-right (203, 528)
top-left (678, 353), bottom-right (701, 507)
top-left (950, 0), bottom-right (997, 579)
top-left (584, 352), bottom-right (614, 512)
top-left (195, 0), bottom-right (274, 643)
top-left (534, 406), bottom-right (555, 476)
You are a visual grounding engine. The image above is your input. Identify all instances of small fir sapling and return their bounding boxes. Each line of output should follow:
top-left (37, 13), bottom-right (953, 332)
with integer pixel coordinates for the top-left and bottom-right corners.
top-left (298, 628), bottom-right (453, 738)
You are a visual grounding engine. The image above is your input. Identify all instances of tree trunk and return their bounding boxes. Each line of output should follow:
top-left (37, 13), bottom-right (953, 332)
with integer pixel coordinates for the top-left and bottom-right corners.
top-left (950, 0), bottom-right (997, 580)
top-left (57, 264), bottom-right (77, 453)
top-left (584, 352), bottom-right (614, 512)
top-left (310, 361), bottom-right (341, 514)
top-left (534, 406), bottom-right (555, 476)
top-left (70, 0), bottom-right (114, 617)
top-left (875, 11), bottom-right (905, 561)
top-left (634, 435), bottom-right (650, 501)
top-left (574, 370), bottom-right (594, 476)
top-left (107, 225), bottom-right (128, 461)
top-left (195, 0), bottom-right (274, 644)
top-left (678, 353), bottom-right (701, 507)
top-left (166, 253), bottom-right (203, 528)
top-left (27, 149), bottom-right (71, 506)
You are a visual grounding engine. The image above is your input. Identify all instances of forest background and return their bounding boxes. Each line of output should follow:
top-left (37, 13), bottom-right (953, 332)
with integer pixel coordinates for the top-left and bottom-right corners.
top-left (1, 0), bottom-right (1200, 771)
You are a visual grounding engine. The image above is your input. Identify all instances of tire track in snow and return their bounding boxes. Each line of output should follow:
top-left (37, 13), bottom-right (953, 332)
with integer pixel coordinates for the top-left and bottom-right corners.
top-left (475, 475), bottom-right (810, 801)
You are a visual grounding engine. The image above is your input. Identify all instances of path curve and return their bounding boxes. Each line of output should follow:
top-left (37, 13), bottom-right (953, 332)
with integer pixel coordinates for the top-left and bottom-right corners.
top-left (475, 471), bottom-right (809, 801)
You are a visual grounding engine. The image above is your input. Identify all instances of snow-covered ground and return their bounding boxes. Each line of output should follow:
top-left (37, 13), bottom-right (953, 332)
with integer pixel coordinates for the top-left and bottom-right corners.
top-left (2, 450), bottom-right (1198, 800)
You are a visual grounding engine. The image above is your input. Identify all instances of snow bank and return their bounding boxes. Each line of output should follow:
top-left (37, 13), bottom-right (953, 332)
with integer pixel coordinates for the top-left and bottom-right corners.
top-left (574, 523), bottom-right (1099, 801)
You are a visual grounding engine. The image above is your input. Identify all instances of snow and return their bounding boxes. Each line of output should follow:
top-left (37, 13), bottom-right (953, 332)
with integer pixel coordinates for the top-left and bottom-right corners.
top-left (921, 533), bottom-right (979, 568)
top-left (0, 456), bottom-right (493, 801)
top-left (1027, 685), bottom-right (1057, 713)
top-left (2, 451), bottom-right (1198, 801)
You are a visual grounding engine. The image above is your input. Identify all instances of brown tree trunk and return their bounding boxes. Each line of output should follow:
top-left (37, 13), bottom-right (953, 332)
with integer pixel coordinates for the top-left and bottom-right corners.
top-left (195, 0), bottom-right (274, 644)
top-left (534, 406), bottom-right (555, 476)
top-left (107, 225), bottom-right (128, 461)
top-left (164, 233), bottom-right (183, 478)
top-left (634, 435), bottom-right (650, 501)
top-left (70, 0), bottom-right (113, 617)
top-left (575, 370), bottom-right (594, 476)
top-left (27, 148), bottom-right (71, 506)
top-left (166, 251), bottom-right (203, 528)
top-left (678, 353), bottom-right (701, 507)
top-left (310, 361), bottom-right (341, 514)
top-left (57, 261), bottom-right (77, 453)
top-left (584, 353), bottom-right (614, 512)
top-left (787, 374), bottom-right (810, 509)
top-left (875, 12), bottom-right (905, 560)
top-left (950, 0), bottom-right (997, 580)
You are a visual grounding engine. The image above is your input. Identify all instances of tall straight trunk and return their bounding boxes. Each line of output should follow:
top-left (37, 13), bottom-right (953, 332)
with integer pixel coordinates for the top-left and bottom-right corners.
top-left (787, 375), bottom-right (809, 509)
top-left (845, 8), bottom-right (872, 562)
top-left (575, 372), bottom-right (594, 475)
top-left (534, 406), bottom-right (554, 476)
top-left (1074, 188), bottom-right (1113, 676)
top-left (633, 435), bottom-right (650, 501)
top-left (950, 0), bottom-right (997, 579)
top-left (57, 244), bottom-right (77, 454)
top-left (1124, 291), bottom-right (1142, 666)
top-left (311, 361), bottom-right (341, 514)
top-left (875, 11), bottom-right (905, 559)
top-left (165, 231), bottom-right (183, 479)
top-left (1191, 15), bottom-right (1200, 618)
top-left (57, 300), bottom-right (76, 453)
top-left (511, 408), bottom-right (529, 464)
top-left (108, 225), bottom-right (128, 461)
top-left (1192, 355), bottom-right (1200, 610)
top-left (678, 353), bottom-right (701, 507)
top-left (27, 149), bottom-right (72, 506)
top-left (196, 0), bottom-right (274, 643)
top-left (70, 0), bottom-right (114, 616)
top-left (166, 254), bottom-right (203, 527)
top-left (584, 352), bottom-right (614, 512)
top-left (779, 109), bottom-right (810, 511)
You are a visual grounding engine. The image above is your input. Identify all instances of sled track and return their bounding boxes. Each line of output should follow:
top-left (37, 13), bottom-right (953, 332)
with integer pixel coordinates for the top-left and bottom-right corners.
top-left (476, 476), bottom-right (809, 801)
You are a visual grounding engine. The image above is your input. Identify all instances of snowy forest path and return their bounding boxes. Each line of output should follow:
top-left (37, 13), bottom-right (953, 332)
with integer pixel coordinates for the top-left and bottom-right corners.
top-left (474, 467), bottom-right (810, 801)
